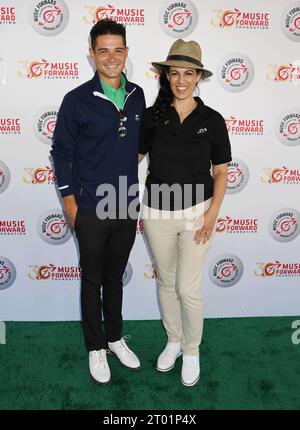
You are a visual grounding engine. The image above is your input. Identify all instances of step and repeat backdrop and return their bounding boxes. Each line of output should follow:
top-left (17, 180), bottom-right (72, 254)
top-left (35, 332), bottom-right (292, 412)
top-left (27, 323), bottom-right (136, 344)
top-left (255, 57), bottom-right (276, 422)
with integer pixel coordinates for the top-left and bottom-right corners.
top-left (0, 0), bottom-right (299, 320)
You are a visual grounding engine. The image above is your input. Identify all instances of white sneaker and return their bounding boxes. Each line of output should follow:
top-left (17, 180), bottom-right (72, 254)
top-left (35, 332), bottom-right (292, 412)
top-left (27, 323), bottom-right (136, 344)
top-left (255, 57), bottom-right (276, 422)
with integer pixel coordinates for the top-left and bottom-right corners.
top-left (181, 354), bottom-right (200, 387)
top-left (108, 338), bottom-right (141, 370)
top-left (89, 349), bottom-right (111, 385)
top-left (157, 342), bottom-right (182, 372)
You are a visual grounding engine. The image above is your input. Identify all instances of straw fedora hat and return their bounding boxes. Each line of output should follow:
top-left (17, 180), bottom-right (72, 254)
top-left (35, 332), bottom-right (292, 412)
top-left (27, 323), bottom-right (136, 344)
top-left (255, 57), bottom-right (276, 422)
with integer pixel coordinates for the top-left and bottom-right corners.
top-left (152, 39), bottom-right (213, 79)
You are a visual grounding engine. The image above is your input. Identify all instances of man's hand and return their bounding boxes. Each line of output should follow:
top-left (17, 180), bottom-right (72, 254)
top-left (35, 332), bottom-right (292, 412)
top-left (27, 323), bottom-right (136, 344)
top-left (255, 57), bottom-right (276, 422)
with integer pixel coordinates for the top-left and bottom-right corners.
top-left (63, 195), bottom-right (78, 228)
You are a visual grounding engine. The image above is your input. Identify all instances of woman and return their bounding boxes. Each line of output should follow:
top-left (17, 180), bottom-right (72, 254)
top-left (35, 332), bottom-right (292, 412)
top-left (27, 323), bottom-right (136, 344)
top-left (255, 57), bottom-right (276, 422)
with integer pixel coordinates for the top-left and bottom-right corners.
top-left (139, 39), bottom-right (232, 387)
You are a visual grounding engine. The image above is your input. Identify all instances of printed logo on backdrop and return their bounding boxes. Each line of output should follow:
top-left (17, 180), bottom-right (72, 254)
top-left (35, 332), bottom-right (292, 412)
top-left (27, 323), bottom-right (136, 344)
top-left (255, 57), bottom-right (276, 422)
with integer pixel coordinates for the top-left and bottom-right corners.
top-left (0, 160), bottom-right (11, 194)
top-left (0, 118), bottom-right (21, 135)
top-left (209, 254), bottom-right (243, 288)
top-left (226, 159), bottom-right (249, 194)
top-left (18, 60), bottom-right (79, 79)
top-left (211, 8), bottom-right (270, 30)
top-left (0, 220), bottom-right (26, 236)
top-left (0, 257), bottom-right (16, 290)
top-left (33, 107), bottom-right (58, 144)
top-left (0, 6), bottom-right (16, 24)
top-left (28, 264), bottom-right (81, 281)
top-left (281, 2), bottom-right (300, 42)
top-left (29, 0), bottom-right (69, 35)
top-left (144, 264), bottom-right (157, 280)
top-left (225, 116), bottom-right (264, 136)
top-left (122, 262), bottom-right (133, 287)
top-left (269, 208), bottom-right (300, 242)
top-left (217, 216), bottom-right (258, 234)
top-left (23, 166), bottom-right (56, 185)
top-left (160, 0), bottom-right (198, 37)
top-left (260, 166), bottom-right (300, 184)
top-left (83, 4), bottom-right (145, 26)
top-left (136, 220), bottom-right (143, 234)
top-left (266, 61), bottom-right (300, 84)
top-left (37, 209), bottom-right (72, 245)
top-left (254, 261), bottom-right (300, 278)
top-left (217, 53), bottom-right (255, 92)
top-left (276, 109), bottom-right (300, 146)
top-left (145, 63), bottom-right (160, 80)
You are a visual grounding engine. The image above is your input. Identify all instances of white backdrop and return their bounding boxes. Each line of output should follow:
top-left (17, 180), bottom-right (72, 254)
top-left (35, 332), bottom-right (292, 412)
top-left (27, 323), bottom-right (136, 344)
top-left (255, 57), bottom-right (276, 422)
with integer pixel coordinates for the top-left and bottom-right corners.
top-left (0, 0), bottom-right (300, 321)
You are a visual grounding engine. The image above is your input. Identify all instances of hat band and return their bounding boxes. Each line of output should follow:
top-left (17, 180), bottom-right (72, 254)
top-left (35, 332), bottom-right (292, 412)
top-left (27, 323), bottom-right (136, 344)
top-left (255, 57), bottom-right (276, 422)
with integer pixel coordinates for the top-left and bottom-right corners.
top-left (167, 55), bottom-right (203, 68)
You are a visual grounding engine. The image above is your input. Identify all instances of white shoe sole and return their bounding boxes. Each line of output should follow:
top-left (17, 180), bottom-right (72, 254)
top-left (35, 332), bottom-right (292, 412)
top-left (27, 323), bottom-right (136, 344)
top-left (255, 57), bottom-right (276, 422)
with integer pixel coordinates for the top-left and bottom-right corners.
top-left (90, 373), bottom-right (111, 385)
top-left (156, 351), bottom-right (182, 372)
top-left (109, 351), bottom-right (141, 371)
top-left (181, 375), bottom-right (199, 387)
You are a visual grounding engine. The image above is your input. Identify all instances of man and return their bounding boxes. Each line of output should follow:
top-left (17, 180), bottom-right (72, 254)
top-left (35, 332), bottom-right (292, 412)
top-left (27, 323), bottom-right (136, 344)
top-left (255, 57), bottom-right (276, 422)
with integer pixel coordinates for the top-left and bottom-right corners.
top-left (51, 19), bottom-right (145, 385)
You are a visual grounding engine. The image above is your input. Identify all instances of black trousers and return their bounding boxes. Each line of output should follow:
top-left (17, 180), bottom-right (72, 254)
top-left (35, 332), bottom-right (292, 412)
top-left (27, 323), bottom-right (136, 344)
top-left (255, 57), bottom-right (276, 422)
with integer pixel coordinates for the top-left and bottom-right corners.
top-left (75, 207), bottom-right (137, 351)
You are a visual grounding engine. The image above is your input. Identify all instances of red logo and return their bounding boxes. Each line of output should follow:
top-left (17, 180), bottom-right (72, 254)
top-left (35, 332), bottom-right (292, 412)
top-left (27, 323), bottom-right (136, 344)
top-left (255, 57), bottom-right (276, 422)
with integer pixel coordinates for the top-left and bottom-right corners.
top-left (211, 8), bottom-right (270, 29)
top-left (167, 9), bottom-right (191, 29)
top-left (18, 60), bottom-right (79, 79)
top-left (217, 216), bottom-right (258, 234)
top-left (217, 262), bottom-right (237, 280)
top-left (228, 167), bottom-right (242, 183)
top-left (83, 4), bottom-right (145, 26)
top-left (283, 119), bottom-right (300, 138)
top-left (28, 264), bottom-right (81, 281)
top-left (225, 116), bottom-right (264, 135)
top-left (23, 166), bottom-right (56, 185)
top-left (266, 64), bottom-right (300, 83)
top-left (261, 167), bottom-right (300, 184)
top-left (225, 63), bottom-right (248, 83)
top-left (0, 6), bottom-right (16, 24)
top-left (0, 265), bottom-right (9, 279)
top-left (0, 118), bottom-right (21, 134)
top-left (38, 6), bottom-right (62, 26)
top-left (0, 220), bottom-right (26, 235)
top-left (255, 261), bottom-right (300, 278)
top-left (136, 220), bottom-right (143, 234)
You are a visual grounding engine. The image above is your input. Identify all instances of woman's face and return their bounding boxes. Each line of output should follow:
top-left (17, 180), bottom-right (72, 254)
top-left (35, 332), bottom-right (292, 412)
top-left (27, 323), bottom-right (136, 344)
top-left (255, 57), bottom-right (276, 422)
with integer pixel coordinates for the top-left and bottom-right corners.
top-left (167, 67), bottom-right (201, 100)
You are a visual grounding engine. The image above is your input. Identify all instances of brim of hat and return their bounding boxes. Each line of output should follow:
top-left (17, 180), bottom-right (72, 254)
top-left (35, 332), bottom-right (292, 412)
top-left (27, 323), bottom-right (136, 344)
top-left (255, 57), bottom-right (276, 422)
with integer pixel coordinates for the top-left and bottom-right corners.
top-left (152, 60), bottom-right (213, 79)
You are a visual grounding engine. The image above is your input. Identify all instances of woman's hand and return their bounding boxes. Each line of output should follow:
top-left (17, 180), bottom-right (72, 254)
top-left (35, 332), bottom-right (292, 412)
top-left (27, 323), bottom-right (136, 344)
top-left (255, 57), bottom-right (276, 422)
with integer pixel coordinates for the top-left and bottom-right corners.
top-left (193, 208), bottom-right (218, 245)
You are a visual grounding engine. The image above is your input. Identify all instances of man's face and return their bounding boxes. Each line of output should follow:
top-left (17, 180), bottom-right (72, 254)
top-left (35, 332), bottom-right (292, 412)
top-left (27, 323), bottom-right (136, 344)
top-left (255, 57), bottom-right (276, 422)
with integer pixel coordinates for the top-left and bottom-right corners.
top-left (89, 34), bottom-right (128, 84)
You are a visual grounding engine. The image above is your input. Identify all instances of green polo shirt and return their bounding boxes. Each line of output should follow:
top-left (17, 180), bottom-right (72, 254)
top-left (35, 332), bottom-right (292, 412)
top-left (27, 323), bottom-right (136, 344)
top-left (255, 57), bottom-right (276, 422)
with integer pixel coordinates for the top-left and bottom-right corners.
top-left (100, 74), bottom-right (126, 109)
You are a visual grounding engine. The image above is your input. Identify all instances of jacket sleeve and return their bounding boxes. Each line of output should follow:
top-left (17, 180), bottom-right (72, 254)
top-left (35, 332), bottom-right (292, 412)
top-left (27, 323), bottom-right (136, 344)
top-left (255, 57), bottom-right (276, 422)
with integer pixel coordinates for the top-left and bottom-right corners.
top-left (50, 93), bottom-right (79, 198)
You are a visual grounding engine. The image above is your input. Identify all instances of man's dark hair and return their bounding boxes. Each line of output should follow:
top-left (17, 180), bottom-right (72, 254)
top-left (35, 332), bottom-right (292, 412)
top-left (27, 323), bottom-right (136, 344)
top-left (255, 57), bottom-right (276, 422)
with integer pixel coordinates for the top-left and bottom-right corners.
top-left (90, 19), bottom-right (126, 51)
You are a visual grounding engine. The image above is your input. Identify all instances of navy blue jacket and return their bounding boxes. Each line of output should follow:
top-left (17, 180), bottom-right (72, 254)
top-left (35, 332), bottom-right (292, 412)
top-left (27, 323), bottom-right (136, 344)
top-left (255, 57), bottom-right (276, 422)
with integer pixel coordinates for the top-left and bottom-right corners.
top-left (51, 72), bottom-right (145, 209)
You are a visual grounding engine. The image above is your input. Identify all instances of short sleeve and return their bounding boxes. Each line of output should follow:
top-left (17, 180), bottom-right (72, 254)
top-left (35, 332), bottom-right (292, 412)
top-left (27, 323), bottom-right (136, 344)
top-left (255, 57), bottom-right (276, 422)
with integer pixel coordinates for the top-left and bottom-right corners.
top-left (139, 109), bottom-right (154, 155)
top-left (211, 114), bottom-right (232, 165)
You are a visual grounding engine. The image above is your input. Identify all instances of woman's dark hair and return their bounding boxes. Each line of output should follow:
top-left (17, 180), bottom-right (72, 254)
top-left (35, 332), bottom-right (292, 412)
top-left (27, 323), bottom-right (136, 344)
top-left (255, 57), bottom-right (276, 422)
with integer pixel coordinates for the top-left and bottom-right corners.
top-left (90, 19), bottom-right (126, 51)
top-left (152, 67), bottom-right (173, 127)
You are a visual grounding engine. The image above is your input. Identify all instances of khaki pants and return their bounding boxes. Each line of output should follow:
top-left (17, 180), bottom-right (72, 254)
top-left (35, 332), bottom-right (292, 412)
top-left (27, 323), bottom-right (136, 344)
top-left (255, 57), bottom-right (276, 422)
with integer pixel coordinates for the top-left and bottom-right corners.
top-left (142, 199), bottom-right (215, 355)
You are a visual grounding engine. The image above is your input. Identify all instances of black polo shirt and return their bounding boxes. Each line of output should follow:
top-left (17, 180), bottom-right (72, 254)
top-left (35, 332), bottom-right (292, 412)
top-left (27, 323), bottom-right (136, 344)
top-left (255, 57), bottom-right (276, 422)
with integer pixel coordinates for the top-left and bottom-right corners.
top-left (139, 97), bottom-right (232, 210)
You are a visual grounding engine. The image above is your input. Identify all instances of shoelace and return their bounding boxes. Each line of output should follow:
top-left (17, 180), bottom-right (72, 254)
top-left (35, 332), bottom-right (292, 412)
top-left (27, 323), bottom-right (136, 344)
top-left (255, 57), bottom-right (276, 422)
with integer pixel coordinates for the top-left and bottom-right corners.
top-left (119, 338), bottom-right (132, 354)
top-left (106, 335), bottom-right (132, 355)
top-left (106, 334), bottom-right (132, 355)
top-left (92, 350), bottom-right (107, 366)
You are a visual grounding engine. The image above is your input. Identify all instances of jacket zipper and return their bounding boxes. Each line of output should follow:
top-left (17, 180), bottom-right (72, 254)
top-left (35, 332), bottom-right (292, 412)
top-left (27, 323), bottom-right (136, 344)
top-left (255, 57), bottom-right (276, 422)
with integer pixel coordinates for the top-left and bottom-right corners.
top-left (92, 87), bottom-right (136, 112)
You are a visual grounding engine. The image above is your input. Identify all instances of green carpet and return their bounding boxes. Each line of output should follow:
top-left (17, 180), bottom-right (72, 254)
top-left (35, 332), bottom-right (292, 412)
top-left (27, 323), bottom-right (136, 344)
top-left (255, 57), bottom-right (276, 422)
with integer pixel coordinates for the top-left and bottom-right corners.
top-left (0, 317), bottom-right (299, 410)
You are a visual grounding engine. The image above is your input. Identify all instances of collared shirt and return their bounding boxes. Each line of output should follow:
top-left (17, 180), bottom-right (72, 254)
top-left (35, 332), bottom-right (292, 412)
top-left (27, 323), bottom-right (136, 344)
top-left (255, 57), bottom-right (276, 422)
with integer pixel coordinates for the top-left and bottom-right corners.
top-left (100, 74), bottom-right (126, 109)
top-left (139, 97), bottom-right (232, 210)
